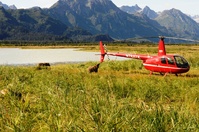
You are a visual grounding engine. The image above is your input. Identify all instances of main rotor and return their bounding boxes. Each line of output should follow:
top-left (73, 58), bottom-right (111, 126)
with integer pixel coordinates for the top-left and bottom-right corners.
top-left (123, 36), bottom-right (199, 43)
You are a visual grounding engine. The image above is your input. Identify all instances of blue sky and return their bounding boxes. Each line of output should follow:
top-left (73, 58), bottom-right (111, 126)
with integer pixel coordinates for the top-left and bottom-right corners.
top-left (1, 0), bottom-right (198, 15)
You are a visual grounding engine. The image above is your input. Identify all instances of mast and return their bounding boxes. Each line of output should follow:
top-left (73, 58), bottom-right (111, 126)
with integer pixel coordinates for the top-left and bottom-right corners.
top-left (158, 36), bottom-right (166, 56)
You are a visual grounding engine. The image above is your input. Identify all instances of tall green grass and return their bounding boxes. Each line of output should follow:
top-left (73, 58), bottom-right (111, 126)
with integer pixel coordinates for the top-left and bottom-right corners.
top-left (0, 44), bottom-right (199, 131)
top-left (0, 62), bottom-right (198, 131)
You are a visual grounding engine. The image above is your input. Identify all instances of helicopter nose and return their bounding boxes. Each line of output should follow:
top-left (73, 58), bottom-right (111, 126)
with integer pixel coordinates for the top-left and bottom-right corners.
top-left (186, 63), bottom-right (190, 72)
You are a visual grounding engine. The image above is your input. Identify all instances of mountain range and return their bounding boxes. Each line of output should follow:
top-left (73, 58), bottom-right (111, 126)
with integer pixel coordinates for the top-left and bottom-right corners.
top-left (1, 0), bottom-right (199, 42)
top-left (45, 0), bottom-right (168, 39)
top-left (0, 1), bottom-right (17, 10)
top-left (120, 4), bottom-right (199, 24)
top-left (121, 5), bottom-right (199, 40)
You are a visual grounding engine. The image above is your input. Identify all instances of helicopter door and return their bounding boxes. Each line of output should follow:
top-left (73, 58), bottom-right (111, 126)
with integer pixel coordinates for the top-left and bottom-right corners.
top-left (167, 57), bottom-right (175, 65)
top-left (160, 57), bottom-right (167, 64)
top-left (160, 57), bottom-right (175, 65)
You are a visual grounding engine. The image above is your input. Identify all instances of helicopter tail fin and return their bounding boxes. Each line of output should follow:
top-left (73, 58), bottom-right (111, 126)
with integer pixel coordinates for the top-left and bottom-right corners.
top-left (99, 41), bottom-right (106, 62)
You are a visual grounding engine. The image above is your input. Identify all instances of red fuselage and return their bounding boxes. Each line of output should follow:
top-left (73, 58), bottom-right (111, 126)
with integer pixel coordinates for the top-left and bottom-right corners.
top-left (106, 52), bottom-right (190, 74)
top-left (143, 55), bottom-right (190, 74)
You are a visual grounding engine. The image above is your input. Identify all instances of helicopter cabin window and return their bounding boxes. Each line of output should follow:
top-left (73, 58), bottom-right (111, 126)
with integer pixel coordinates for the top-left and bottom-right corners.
top-left (161, 58), bottom-right (167, 64)
top-left (167, 57), bottom-right (174, 65)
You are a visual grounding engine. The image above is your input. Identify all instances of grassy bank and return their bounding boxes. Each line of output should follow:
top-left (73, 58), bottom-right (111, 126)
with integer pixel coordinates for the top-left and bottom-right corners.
top-left (0, 44), bottom-right (199, 131)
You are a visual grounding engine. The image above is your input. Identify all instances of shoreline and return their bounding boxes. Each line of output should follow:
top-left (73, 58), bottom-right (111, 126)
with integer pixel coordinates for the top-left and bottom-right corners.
top-left (0, 61), bottom-right (98, 67)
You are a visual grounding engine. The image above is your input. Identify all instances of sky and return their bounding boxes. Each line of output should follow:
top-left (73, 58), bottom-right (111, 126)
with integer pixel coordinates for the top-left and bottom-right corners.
top-left (0, 0), bottom-right (199, 16)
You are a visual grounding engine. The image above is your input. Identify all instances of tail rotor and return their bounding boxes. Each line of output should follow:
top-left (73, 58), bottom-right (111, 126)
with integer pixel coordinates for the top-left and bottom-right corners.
top-left (99, 41), bottom-right (106, 62)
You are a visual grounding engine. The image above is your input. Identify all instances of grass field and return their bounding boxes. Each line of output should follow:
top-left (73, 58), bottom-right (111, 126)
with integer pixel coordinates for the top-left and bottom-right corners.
top-left (0, 44), bottom-right (199, 131)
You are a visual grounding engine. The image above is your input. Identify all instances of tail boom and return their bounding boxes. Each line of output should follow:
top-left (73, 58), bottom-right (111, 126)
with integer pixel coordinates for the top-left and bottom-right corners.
top-left (107, 53), bottom-right (151, 62)
top-left (99, 41), bottom-right (151, 62)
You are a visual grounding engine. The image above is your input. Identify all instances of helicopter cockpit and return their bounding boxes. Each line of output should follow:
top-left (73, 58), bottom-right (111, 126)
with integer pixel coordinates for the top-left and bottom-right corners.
top-left (174, 55), bottom-right (189, 68)
top-left (160, 55), bottom-right (189, 68)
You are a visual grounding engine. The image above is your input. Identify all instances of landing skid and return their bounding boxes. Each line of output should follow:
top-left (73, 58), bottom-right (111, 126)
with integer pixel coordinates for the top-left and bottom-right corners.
top-left (160, 72), bottom-right (168, 77)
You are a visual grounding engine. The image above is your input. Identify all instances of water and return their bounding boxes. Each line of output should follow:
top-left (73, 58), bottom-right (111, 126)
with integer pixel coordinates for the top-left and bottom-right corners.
top-left (0, 48), bottom-right (129, 65)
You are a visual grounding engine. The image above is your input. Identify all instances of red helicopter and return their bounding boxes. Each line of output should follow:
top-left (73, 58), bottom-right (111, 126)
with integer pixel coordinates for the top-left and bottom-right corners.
top-left (99, 36), bottom-right (190, 76)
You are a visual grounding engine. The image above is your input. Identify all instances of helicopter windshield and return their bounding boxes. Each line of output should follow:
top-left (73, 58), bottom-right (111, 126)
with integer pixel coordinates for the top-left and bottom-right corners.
top-left (174, 56), bottom-right (189, 68)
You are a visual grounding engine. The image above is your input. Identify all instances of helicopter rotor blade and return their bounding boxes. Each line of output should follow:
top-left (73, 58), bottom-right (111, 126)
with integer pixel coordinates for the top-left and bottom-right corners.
top-left (126, 36), bottom-right (158, 41)
top-left (164, 36), bottom-right (199, 42)
top-left (121, 36), bottom-right (199, 43)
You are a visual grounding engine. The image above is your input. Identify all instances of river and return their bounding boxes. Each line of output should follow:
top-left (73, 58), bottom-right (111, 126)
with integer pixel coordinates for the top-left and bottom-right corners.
top-left (0, 48), bottom-right (129, 65)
